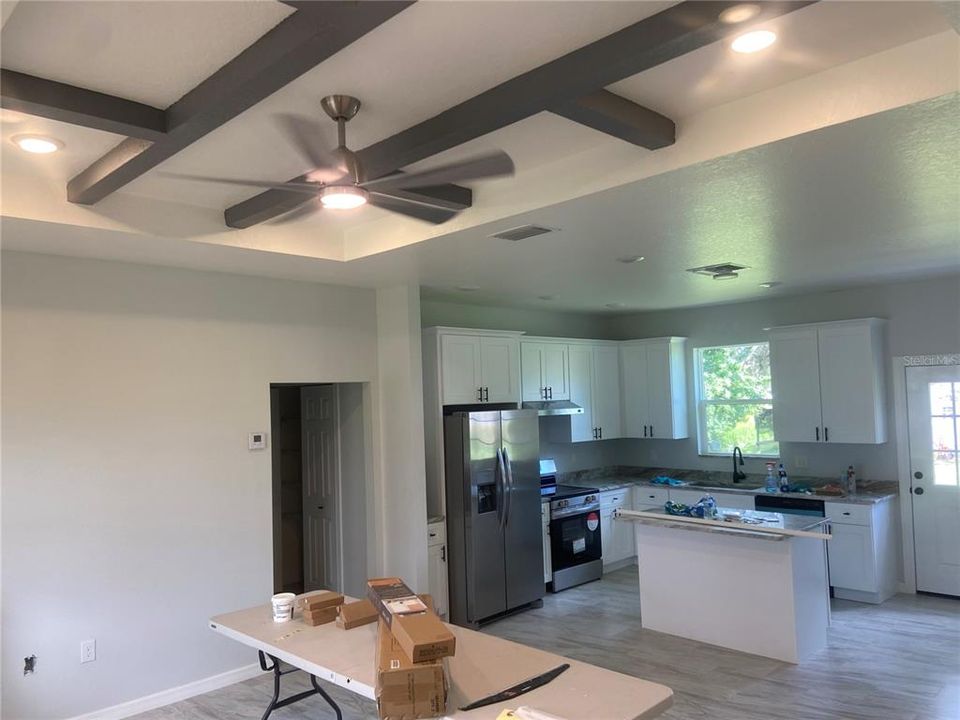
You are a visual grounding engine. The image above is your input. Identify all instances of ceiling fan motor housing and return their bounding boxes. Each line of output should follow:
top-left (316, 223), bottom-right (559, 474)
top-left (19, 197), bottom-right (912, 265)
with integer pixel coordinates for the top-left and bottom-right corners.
top-left (321, 95), bottom-right (361, 121)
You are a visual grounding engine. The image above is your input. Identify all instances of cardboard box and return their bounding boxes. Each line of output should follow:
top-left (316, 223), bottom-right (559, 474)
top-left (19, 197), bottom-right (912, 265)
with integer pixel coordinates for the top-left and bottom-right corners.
top-left (337, 599), bottom-right (379, 630)
top-left (298, 590), bottom-right (344, 611)
top-left (303, 605), bottom-right (339, 626)
top-left (367, 578), bottom-right (456, 663)
top-left (376, 619), bottom-right (447, 720)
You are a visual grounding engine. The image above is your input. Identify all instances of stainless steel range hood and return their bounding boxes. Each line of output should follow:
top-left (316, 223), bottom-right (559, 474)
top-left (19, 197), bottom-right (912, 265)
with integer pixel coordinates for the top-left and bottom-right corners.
top-left (521, 399), bottom-right (584, 416)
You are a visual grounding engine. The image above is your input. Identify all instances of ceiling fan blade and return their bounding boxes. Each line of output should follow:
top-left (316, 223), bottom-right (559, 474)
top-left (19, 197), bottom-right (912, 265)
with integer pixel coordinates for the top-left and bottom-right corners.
top-left (157, 172), bottom-right (321, 196)
top-left (368, 192), bottom-right (459, 224)
top-left (275, 113), bottom-right (347, 184)
top-left (361, 151), bottom-right (514, 191)
top-left (267, 199), bottom-right (321, 225)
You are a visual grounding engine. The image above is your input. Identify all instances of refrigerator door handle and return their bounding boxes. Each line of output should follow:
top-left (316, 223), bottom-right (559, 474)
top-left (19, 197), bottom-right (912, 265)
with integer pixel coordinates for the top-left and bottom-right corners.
top-left (496, 448), bottom-right (507, 529)
top-left (502, 447), bottom-right (514, 527)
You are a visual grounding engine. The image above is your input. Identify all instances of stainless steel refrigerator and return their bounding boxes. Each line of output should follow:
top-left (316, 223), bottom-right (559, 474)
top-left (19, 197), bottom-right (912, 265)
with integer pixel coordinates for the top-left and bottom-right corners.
top-left (444, 409), bottom-right (544, 627)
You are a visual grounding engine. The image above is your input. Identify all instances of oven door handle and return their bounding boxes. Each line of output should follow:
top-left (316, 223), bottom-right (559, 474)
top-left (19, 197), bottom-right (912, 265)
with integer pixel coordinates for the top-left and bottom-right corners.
top-left (502, 447), bottom-right (513, 528)
top-left (496, 448), bottom-right (507, 530)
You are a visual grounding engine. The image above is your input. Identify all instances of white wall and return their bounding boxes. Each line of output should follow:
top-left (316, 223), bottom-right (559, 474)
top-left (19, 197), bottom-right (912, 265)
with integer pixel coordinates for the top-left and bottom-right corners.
top-left (607, 274), bottom-right (960, 481)
top-left (0, 252), bottom-right (424, 719)
top-left (375, 286), bottom-right (429, 592)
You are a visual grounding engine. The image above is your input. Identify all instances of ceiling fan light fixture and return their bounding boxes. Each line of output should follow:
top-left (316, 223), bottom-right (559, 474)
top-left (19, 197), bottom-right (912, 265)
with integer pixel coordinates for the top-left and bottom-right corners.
top-left (319, 185), bottom-right (368, 210)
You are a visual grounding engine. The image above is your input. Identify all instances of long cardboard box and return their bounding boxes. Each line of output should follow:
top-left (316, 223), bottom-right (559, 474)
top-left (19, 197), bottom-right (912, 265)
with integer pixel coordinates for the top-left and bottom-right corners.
top-left (367, 578), bottom-right (456, 663)
top-left (376, 619), bottom-right (447, 719)
top-left (336, 599), bottom-right (379, 630)
top-left (298, 590), bottom-right (344, 611)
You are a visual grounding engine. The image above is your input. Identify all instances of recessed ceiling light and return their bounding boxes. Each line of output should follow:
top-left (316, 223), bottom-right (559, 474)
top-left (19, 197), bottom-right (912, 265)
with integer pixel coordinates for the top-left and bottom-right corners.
top-left (731, 30), bottom-right (777, 54)
top-left (759, 281), bottom-right (781, 288)
top-left (713, 271), bottom-right (739, 281)
top-left (720, 4), bottom-right (761, 24)
top-left (12, 134), bottom-right (63, 154)
top-left (617, 255), bottom-right (645, 264)
top-left (456, 285), bottom-right (480, 292)
top-left (319, 185), bottom-right (368, 210)
top-left (605, 302), bottom-right (625, 309)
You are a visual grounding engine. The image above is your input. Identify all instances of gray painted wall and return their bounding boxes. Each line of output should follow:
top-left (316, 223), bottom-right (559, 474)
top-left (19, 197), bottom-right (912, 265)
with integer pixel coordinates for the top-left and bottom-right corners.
top-left (420, 297), bottom-right (615, 339)
top-left (607, 273), bottom-right (960, 481)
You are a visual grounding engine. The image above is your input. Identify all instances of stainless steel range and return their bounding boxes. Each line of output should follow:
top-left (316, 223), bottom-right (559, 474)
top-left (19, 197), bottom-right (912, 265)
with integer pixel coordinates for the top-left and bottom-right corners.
top-left (541, 461), bottom-right (603, 592)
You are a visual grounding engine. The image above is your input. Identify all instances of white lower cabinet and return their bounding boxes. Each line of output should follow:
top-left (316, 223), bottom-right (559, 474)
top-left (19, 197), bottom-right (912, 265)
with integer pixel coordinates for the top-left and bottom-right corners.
top-left (542, 502), bottom-right (552, 584)
top-left (601, 489), bottom-right (635, 567)
top-left (427, 519), bottom-right (449, 619)
top-left (825, 500), bottom-right (898, 603)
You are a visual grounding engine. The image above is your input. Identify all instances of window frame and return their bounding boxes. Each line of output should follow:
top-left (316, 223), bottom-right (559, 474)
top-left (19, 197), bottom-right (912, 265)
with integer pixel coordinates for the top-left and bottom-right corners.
top-left (694, 342), bottom-right (779, 459)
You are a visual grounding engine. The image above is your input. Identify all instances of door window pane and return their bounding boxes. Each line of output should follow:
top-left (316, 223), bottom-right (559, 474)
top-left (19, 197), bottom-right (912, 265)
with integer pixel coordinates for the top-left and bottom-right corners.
top-left (929, 382), bottom-right (955, 415)
top-left (933, 451), bottom-right (959, 487)
top-left (931, 416), bottom-right (958, 452)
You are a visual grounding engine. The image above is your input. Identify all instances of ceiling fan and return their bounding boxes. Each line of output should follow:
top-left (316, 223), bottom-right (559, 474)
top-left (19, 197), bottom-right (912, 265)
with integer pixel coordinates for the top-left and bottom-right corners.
top-left (162, 95), bottom-right (515, 225)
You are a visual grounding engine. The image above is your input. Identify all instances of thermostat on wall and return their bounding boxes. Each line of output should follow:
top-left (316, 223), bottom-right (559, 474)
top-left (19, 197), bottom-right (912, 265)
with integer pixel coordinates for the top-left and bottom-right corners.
top-left (248, 432), bottom-right (267, 450)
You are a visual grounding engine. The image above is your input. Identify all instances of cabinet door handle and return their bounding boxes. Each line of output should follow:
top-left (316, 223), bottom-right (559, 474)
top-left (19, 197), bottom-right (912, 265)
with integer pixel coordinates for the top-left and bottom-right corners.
top-left (477, 387), bottom-right (483, 402)
top-left (650, 425), bottom-right (654, 438)
top-left (643, 425), bottom-right (647, 438)
top-left (824, 426), bottom-right (829, 442)
top-left (484, 387), bottom-right (489, 402)
top-left (599, 427), bottom-right (603, 439)
top-left (441, 546), bottom-right (446, 561)
top-left (547, 386), bottom-right (553, 399)
top-left (815, 426), bottom-right (819, 441)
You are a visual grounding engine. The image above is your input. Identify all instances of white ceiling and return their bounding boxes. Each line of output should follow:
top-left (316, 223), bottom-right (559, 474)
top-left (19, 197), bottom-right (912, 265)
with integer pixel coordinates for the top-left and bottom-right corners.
top-left (0, 1), bottom-right (292, 107)
top-left (0, 1), bottom-right (957, 314)
top-left (6, 94), bottom-right (957, 312)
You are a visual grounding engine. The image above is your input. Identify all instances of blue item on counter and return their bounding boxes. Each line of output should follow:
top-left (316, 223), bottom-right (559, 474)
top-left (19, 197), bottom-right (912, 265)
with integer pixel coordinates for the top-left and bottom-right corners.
top-left (652, 476), bottom-right (688, 487)
top-left (664, 494), bottom-right (717, 518)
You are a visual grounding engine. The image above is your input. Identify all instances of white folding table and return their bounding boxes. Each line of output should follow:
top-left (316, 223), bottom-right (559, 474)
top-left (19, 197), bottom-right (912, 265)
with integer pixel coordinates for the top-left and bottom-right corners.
top-left (210, 601), bottom-right (673, 720)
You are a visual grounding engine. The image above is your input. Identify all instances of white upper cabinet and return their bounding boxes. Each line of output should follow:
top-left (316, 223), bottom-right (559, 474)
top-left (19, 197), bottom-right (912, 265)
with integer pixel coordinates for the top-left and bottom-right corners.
top-left (432, 329), bottom-right (522, 406)
top-left (592, 344), bottom-right (622, 440)
top-left (620, 338), bottom-right (688, 440)
top-left (567, 344), bottom-right (596, 442)
top-left (768, 319), bottom-right (886, 444)
top-left (479, 335), bottom-right (521, 403)
top-left (521, 341), bottom-right (569, 401)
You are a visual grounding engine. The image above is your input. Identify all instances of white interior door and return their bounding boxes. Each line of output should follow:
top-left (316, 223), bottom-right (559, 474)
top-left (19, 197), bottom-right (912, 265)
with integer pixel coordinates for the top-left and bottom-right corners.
top-left (907, 365), bottom-right (960, 596)
top-left (302, 385), bottom-right (340, 592)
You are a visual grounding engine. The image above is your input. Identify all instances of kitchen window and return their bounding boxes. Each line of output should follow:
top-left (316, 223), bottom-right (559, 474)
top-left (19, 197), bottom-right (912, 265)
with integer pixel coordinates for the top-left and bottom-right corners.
top-left (695, 343), bottom-right (779, 457)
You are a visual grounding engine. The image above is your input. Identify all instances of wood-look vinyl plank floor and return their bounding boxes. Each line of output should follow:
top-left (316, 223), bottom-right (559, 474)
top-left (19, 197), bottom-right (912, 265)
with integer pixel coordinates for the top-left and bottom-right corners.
top-left (130, 567), bottom-right (960, 720)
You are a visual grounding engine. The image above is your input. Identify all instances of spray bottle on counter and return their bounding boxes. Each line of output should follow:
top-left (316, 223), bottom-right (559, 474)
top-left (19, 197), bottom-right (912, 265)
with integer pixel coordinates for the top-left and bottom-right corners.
top-left (778, 463), bottom-right (789, 492)
top-left (846, 465), bottom-right (857, 495)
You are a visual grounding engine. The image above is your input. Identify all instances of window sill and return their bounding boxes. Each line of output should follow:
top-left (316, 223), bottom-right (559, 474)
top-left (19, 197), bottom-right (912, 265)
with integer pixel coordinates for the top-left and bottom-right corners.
top-left (698, 452), bottom-right (780, 460)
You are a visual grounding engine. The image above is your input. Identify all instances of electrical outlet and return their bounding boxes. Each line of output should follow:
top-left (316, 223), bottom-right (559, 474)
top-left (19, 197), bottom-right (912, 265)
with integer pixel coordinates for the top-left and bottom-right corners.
top-left (80, 639), bottom-right (96, 664)
top-left (795, 455), bottom-right (808, 470)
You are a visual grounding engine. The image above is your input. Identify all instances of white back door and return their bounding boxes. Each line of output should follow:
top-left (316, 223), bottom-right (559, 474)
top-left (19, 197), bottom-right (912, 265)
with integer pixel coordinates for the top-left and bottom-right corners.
top-left (302, 385), bottom-right (340, 592)
top-left (907, 364), bottom-right (960, 596)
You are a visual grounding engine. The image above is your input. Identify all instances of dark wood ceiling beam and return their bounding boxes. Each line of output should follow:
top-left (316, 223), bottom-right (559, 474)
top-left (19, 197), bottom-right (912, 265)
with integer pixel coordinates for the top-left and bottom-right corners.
top-left (0, 70), bottom-right (166, 140)
top-left (225, 0), bottom-right (814, 228)
top-left (66, 1), bottom-right (414, 205)
top-left (551, 90), bottom-right (675, 149)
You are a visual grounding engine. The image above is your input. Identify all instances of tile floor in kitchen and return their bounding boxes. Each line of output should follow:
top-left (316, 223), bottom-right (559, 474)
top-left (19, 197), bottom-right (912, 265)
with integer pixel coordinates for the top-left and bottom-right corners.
top-left (131, 567), bottom-right (960, 720)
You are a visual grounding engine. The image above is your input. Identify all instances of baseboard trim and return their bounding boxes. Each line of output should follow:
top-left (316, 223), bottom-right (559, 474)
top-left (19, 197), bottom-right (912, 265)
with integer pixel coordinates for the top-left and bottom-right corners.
top-left (66, 663), bottom-right (261, 720)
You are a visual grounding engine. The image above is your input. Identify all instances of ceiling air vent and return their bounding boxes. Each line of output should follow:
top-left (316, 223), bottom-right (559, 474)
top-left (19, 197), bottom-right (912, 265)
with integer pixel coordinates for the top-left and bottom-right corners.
top-left (489, 224), bottom-right (557, 241)
top-left (686, 262), bottom-right (749, 280)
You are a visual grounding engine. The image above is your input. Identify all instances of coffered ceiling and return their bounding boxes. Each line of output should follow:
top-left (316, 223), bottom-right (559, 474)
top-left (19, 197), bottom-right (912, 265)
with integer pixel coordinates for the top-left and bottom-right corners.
top-left (1, 0), bottom-right (957, 312)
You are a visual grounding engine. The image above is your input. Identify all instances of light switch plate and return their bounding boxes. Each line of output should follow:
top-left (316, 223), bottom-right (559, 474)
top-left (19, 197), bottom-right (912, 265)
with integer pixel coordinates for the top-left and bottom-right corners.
top-left (248, 432), bottom-right (267, 450)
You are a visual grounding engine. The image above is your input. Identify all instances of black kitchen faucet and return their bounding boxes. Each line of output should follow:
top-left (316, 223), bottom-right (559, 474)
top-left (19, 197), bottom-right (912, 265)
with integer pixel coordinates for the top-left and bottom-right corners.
top-left (732, 446), bottom-right (747, 483)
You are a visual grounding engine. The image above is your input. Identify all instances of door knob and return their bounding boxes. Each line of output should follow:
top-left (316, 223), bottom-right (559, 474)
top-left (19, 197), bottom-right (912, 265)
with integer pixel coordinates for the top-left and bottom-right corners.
top-left (913, 487), bottom-right (924, 495)
top-left (317, 505), bottom-right (325, 509)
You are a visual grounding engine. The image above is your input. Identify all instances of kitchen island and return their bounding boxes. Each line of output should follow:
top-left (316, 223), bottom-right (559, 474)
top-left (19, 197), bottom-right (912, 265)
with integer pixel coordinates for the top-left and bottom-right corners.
top-left (617, 507), bottom-right (831, 664)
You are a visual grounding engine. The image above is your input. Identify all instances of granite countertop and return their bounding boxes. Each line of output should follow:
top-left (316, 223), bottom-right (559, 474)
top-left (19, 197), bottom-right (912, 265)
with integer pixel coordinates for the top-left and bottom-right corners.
top-left (561, 466), bottom-right (898, 505)
top-left (619, 507), bottom-right (829, 541)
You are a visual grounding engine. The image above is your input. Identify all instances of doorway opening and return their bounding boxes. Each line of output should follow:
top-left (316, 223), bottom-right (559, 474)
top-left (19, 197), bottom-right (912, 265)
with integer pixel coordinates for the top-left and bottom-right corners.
top-left (270, 382), bottom-right (370, 597)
